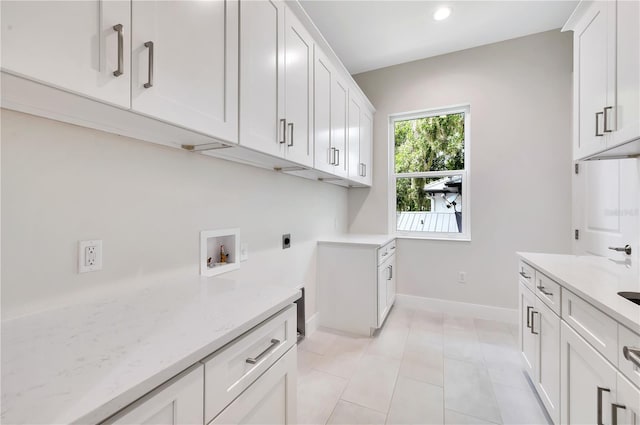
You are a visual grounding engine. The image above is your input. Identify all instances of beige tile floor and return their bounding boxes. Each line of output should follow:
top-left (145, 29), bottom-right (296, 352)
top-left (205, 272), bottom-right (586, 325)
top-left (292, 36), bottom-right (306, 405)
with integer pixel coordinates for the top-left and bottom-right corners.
top-left (296, 306), bottom-right (552, 425)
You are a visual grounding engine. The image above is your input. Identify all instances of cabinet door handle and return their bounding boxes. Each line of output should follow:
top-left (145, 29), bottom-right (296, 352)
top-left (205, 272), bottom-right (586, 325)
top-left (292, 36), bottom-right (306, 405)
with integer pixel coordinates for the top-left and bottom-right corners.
top-left (537, 286), bottom-right (553, 297)
top-left (611, 403), bottom-right (626, 425)
top-left (280, 119), bottom-right (287, 144)
top-left (335, 149), bottom-right (340, 166)
top-left (143, 41), bottom-right (154, 88)
top-left (519, 271), bottom-right (531, 280)
top-left (597, 387), bottom-right (610, 425)
top-left (623, 346), bottom-right (640, 368)
top-left (603, 106), bottom-right (613, 132)
top-left (328, 147), bottom-right (334, 164)
top-left (389, 265), bottom-right (393, 279)
top-left (287, 122), bottom-right (294, 147)
top-left (526, 306), bottom-right (534, 328)
top-left (595, 112), bottom-right (604, 136)
top-left (113, 24), bottom-right (124, 77)
top-left (530, 310), bottom-right (539, 335)
top-left (246, 338), bottom-right (281, 364)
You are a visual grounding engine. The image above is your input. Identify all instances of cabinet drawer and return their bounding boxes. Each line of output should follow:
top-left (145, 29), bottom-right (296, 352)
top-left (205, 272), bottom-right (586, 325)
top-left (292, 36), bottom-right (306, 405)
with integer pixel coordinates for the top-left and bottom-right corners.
top-left (518, 260), bottom-right (535, 290)
top-left (562, 289), bottom-right (618, 366)
top-left (203, 305), bottom-right (297, 423)
top-left (377, 240), bottom-right (396, 265)
top-left (619, 325), bottom-right (640, 389)
top-left (534, 271), bottom-right (561, 316)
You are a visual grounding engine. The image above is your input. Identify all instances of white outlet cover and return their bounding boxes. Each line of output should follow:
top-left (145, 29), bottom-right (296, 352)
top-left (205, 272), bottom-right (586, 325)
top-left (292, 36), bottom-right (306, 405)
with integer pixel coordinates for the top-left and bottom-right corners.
top-left (240, 242), bottom-right (249, 262)
top-left (79, 240), bottom-right (102, 273)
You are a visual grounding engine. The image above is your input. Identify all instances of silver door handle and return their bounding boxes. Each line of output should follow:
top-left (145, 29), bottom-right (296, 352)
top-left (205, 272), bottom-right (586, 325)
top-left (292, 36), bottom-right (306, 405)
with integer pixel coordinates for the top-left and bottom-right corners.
top-left (389, 265), bottom-right (393, 279)
top-left (113, 24), bottom-right (124, 77)
top-left (612, 403), bottom-right (626, 425)
top-left (603, 106), bottom-right (613, 132)
top-left (608, 245), bottom-right (632, 255)
top-left (519, 271), bottom-right (531, 280)
top-left (280, 119), bottom-right (287, 144)
top-left (287, 123), bottom-right (294, 147)
top-left (537, 286), bottom-right (553, 297)
top-left (335, 149), bottom-right (340, 166)
top-left (530, 311), bottom-right (539, 335)
top-left (595, 112), bottom-right (604, 136)
top-left (526, 306), bottom-right (533, 328)
top-left (597, 387), bottom-right (610, 425)
top-left (623, 346), bottom-right (640, 368)
top-left (143, 41), bottom-right (154, 88)
top-left (328, 147), bottom-right (334, 164)
top-left (246, 338), bottom-right (281, 364)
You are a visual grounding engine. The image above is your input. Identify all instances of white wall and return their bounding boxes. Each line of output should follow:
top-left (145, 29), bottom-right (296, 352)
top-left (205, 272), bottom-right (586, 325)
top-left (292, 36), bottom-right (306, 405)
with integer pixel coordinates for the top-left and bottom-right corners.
top-left (350, 30), bottom-right (573, 309)
top-left (1, 109), bottom-right (348, 319)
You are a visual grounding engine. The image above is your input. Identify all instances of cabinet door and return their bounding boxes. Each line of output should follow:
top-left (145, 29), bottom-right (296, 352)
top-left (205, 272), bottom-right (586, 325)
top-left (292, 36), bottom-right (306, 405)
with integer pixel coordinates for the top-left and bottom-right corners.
top-left (1, 1), bottom-right (130, 108)
top-left (348, 94), bottom-right (362, 182)
top-left (104, 365), bottom-right (204, 425)
top-left (561, 321), bottom-right (618, 425)
top-left (283, 7), bottom-right (314, 167)
top-left (131, 0), bottom-right (238, 141)
top-left (519, 282), bottom-right (537, 380)
top-left (360, 109), bottom-right (373, 186)
top-left (377, 259), bottom-right (390, 327)
top-left (573, 1), bottom-right (610, 159)
top-left (239, 0), bottom-right (285, 157)
top-left (386, 255), bottom-right (397, 309)
top-left (617, 372), bottom-right (640, 425)
top-left (313, 49), bottom-right (334, 174)
top-left (535, 298), bottom-right (561, 425)
top-left (609, 0), bottom-right (640, 148)
top-left (210, 347), bottom-right (297, 425)
top-left (331, 74), bottom-right (349, 178)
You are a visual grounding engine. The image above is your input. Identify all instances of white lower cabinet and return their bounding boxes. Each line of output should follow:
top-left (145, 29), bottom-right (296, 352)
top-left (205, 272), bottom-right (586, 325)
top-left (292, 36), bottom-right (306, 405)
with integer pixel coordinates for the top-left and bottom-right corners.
top-left (103, 365), bottom-right (204, 425)
top-left (377, 252), bottom-right (396, 327)
top-left (209, 347), bottom-right (297, 425)
top-left (519, 281), bottom-right (537, 379)
top-left (617, 372), bottom-right (640, 425)
top-left (561, 321), bottom-right (618, 425)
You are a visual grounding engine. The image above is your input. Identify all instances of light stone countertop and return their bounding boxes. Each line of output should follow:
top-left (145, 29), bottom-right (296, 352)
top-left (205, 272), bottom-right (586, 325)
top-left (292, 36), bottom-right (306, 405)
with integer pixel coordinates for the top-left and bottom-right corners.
top-left (518, 252), bottom-right (640, 334)
top-left (318, 234), bottom-right (395, 247)
top-left (1, 275), bottom-right (300, 425)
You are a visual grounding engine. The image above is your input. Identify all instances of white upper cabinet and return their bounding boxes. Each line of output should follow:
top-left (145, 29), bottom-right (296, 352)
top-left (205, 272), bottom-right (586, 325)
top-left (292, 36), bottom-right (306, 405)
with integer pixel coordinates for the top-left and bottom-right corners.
top-left (348, 93), bottom-right (373, 186)
top-left (131, 0), bottom-right (238, 142)
top-left (566, 0), bottom-right (640, 160)
top-left (1, 0), bottom-right (131, 108)
top-left (239, 2), bottom-right (314, 168)
top-left (239, 0), bottom-right (285, 158)
top-left (314, 48), bottom-right (348, 177)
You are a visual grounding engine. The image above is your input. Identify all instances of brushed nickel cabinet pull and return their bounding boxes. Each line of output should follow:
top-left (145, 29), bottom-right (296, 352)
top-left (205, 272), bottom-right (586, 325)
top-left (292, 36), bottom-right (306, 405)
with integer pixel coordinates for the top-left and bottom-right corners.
top-left (143, 41), bottom-right (154, 88)
top-left (287, 122), bottom-right (294, 147)
top-left (113, 24), bottom-right (124, 77)
top-left (335, 149), bottom-right (340, 166)
top-left (537, 286), bottom-right (553, 297)
top-left (526, 306), bottom-right (533, 328)
top-left (604, 106), bottom-right (613, 132)
top-left (246, 338), bottom-right (281, 364)
top-left (519, 271), bottom-right (531, 280)
top-left (597, 386), bottom-right (610, 425)
top-left (623, 346), bottom-right (640, 368)
top-left (612, 403), bottom-right (626, 425)
top-left (530, 311), bottom-right (539, 335)
top-left (595, 111), bottom-right (604, 136)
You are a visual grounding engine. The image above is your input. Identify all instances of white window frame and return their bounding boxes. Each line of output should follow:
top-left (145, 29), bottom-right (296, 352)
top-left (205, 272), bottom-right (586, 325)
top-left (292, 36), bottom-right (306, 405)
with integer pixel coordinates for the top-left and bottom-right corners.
top-left (388, 104), bottom-right (471, 241)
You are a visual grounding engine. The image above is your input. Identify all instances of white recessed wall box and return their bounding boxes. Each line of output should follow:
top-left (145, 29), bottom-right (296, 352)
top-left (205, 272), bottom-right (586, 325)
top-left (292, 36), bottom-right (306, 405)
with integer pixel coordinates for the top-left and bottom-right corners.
top-left (200, 228), bottom-right (240, 277)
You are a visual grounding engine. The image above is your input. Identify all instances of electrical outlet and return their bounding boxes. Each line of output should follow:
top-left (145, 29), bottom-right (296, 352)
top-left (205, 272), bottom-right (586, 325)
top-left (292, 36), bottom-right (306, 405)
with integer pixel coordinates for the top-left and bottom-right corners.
top-left (79, 240), bottom-right (102, 273)
top-left (240, 242), bottom-right (249, 262)
top-left (458, 271), bottom-right (466, 283)
top-left (282, 234), bottom-right (291, 249)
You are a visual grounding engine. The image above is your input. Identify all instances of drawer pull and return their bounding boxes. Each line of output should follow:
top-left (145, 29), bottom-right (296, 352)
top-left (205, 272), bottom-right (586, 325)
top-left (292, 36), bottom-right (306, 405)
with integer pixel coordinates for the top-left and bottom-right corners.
top-left (530, 311), bottom-right (539, 335)
top-left (597, 386), bottom-right (610, 425)
top-left (526, 306), bottom-right (534, 328)
top-left (623, 346), bottom-right (640, 368)
top-left (519, 271), bottom-right (531, 280)
top-left (246, 338), bottom-right (281, 364)
top-left (611, 403), bottom-right (626, 425)
top-left (537, 286), bottom-right (553, 297)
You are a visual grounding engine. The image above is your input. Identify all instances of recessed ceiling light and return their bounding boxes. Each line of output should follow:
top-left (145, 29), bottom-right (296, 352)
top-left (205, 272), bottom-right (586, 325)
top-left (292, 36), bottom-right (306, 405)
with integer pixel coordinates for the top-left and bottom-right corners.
top-left (433, 7), bottom-right (451, 21)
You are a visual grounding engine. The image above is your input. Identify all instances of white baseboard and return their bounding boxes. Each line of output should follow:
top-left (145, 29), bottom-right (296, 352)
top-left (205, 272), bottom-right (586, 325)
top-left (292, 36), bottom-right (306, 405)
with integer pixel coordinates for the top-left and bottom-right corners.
top-left (395, 294), bottom-right (518, 324)
top-left (305, 312), bottom-right (319, 336)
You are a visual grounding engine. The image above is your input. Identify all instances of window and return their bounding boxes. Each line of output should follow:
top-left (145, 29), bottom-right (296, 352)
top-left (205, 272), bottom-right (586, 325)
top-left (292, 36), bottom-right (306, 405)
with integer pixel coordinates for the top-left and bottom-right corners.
top-left (390, 105), bottom-right (470, 240)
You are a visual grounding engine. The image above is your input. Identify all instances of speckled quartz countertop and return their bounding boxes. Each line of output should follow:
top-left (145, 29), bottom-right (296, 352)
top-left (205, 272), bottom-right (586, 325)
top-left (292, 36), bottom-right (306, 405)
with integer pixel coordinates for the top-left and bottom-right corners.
top-left (1, 275), bottom-right (300, 425)
top-left (318, 234), bottom-right (395, 246)
top-left (518, 252), bottom-right (640, 334)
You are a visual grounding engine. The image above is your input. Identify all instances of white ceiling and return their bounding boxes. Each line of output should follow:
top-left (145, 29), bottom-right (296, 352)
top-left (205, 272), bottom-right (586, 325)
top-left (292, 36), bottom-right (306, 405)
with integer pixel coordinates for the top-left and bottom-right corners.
top-left (300, 1), bottom-right (578, 74)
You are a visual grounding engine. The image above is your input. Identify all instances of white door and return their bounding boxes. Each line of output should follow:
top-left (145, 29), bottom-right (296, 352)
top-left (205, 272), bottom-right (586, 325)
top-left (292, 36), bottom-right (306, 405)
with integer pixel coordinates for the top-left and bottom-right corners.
top-left (535, 299), bottom-right (561, 425)
top-left (331, 74), bottom-right (349, 178)
top-left (313, 50), bottom-right (334, 174)
top-left (360, 110), bottom-right (373, 186)
top-left (1, 0), bottom-right (130, 108)
top-left (283, 7), bottom-right (314, 167)
top-left (348, 94), bottom-right (362, 182)
top-left (617, 372), bottom-right (640, 425)
top-left (105, 366), bottom-right (204, 425)
top-left (573, 159), bottom-right (639, 274)
top-left (574, 1), bottom-right (610, 159)
top-left (211, 348), bottom-right (297, 425)
top-left (131, 0), bottom-right (238, 141)
top-left (239, 0), bottom-right (285, 157)
top-left (519, 283), bottom-right (537, 380)
top-left (561, 321), bottom-right (618, 425)
top-left (609, 0), bottom-right (640, 148)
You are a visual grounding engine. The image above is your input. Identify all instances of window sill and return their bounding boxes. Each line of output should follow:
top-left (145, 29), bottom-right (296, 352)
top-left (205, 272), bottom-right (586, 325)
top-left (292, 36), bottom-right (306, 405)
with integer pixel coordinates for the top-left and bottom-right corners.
top-left (394, 233), bottom-right (471, 242)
